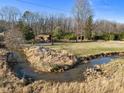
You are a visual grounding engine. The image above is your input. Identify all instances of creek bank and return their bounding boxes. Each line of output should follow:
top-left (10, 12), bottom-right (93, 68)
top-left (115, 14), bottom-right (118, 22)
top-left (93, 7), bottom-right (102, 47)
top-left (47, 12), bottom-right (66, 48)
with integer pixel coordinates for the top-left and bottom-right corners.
top-left (1, 48), bottom-right (124, 93)
top-left (25, 60), bottom-right (124, 93)
top-left (0, 49), bottom-right (25, 93)
top-left (6, 46), bottom-right (124, 72)
top-left (78, 52), bottom-right (124, 63)
top-left (23, 46), bottom-right (124, 72)
top-left (23, 46), bottom-right (78, 72)
top-left (5, 48), bottom-right (124, 82)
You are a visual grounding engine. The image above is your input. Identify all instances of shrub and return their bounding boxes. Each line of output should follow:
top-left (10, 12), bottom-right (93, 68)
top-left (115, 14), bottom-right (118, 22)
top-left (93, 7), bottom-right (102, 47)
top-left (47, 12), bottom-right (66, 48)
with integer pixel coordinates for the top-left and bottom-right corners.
top-left (24, 30), bottom-right (34, 41)
top-left (114, 34), bottom-right (119, 40)
top-left (18, 21), bottom-right (35, 41)
top-left (102, 33), bottom-right (115, 41)
top-left (22, 25), bottom-right (35, 41)
top-left (64, 33), bottom-right (76, 40)
top-left (93, 33), bottom-right (124, 41)
top-left (118, 32), bottom-right (124, 40)
top-left (52, 27), bottom-right (64, 40)
top-left (109, 34), bottom-right (115, 40)
top-left (93, 35), bottom-right (103, 40)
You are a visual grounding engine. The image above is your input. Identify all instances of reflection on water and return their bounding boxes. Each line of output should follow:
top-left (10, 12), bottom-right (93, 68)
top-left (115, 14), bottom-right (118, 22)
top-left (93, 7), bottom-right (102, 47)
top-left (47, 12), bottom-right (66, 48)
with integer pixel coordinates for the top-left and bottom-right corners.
top-left (90, 56), bottom-right (118, 65)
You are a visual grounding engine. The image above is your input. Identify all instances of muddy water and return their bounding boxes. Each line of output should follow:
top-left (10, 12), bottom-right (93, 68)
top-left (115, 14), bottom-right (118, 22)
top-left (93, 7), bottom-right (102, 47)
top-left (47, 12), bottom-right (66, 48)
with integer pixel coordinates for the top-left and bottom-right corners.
top-left (12, 56), bottom-right (119, 82)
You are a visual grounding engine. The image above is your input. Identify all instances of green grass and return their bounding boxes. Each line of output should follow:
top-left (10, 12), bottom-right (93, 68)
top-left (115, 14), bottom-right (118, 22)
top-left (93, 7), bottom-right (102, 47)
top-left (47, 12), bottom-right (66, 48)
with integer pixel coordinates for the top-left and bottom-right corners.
top-left (45, 41), bottom-right (124, 56)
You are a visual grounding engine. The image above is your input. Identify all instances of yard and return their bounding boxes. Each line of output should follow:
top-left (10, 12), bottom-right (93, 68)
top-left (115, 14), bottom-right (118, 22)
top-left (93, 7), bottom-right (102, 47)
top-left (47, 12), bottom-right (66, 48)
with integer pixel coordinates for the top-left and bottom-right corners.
top-left (45, 41), bottom-right (124, 56)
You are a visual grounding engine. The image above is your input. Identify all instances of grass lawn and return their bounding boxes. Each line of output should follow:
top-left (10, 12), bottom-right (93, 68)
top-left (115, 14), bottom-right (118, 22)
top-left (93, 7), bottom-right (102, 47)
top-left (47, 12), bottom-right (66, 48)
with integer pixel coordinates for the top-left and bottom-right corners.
top-left (45, 41), bottom-right (124, 56)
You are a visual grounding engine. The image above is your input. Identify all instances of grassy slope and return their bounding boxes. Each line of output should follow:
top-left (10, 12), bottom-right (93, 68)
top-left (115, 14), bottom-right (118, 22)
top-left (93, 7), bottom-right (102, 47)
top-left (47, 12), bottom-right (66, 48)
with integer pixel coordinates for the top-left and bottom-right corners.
top-left (46, 41), bottom-right (124, 56)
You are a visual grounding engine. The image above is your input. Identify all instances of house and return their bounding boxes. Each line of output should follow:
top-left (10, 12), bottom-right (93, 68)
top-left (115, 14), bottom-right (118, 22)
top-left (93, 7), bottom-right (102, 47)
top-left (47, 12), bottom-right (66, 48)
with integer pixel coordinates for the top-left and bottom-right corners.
top-left (35, 34), bottom-right (52, 43)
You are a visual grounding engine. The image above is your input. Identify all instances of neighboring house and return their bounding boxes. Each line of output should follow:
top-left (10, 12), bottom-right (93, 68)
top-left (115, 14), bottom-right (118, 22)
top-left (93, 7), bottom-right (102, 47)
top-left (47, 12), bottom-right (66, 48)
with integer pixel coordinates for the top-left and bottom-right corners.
top-left (35, 34), bottom-right (52, 43)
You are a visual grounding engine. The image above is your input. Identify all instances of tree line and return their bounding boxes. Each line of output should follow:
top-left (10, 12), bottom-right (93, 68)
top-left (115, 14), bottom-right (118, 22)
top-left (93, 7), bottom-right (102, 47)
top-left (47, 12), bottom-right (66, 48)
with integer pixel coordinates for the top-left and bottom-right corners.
top-left (0, 0), bottom-right (124, 43)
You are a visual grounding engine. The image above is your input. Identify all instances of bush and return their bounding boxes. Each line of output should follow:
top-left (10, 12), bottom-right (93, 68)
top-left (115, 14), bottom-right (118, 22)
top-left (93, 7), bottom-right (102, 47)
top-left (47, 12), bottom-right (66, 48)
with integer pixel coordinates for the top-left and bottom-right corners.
top-left (52, 27), bottom-right (64, 40)
top-left (118, 32), bottom-right (124, 40)
top-left (22, 25), bottom-right (35, 41)
top-left (102, 33), bottom-right (115, 41)
top-left (109, 34), bottom-right (115, 40)
top-left (24, 30), bottom-right (34, 41)
top-left (93, 35), bottom-right (103, 40)
top-left (64, 33), bottom-right (76, 40)
top-left (88, 32), bottom-right (124, 41)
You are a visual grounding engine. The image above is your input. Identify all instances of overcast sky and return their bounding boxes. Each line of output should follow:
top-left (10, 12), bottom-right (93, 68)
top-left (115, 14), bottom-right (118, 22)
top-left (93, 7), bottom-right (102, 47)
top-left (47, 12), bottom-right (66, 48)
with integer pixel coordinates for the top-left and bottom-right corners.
top-left (0, 0), bottom-right (124, 23)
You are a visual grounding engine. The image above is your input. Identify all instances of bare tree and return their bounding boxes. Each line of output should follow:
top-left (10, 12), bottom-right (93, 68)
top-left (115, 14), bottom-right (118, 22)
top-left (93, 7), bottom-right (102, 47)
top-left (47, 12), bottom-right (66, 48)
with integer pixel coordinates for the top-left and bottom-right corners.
top-left (0, 6), bottom-right (21, 31)
top-left (4, 26), bottom-right (24, 52)
top-left (84, 15), bottom-right (93, 40)
top-left (73, 0), bottom-right (92, 41)
top-left (0, 6), bottom-right (20, 23)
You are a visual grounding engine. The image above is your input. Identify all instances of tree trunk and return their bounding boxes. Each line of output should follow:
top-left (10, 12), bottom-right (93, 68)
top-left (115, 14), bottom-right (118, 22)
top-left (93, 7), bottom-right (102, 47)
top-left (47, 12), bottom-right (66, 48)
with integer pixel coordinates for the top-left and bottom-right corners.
top-left (76, 35), bottom-right (78, 43)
